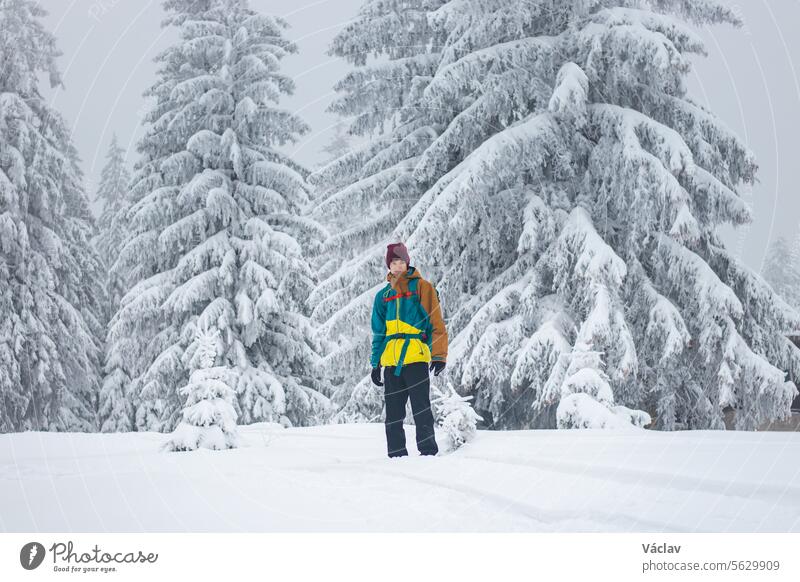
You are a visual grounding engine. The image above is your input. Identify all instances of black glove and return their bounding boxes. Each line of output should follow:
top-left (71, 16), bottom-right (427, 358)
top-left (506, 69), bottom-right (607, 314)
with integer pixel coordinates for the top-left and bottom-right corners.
top-left (429, 360), bottom-right (446, 376)
top-left (371, 366), bottom-right (384, 386)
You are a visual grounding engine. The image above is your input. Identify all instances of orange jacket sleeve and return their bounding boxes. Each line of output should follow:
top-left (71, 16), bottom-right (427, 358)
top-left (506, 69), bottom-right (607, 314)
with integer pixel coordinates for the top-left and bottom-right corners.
top-left (419, 280), bottom-right (448, 362)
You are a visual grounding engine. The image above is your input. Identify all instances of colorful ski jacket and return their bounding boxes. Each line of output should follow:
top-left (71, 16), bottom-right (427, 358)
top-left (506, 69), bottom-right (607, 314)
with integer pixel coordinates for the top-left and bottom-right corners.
top-left (370, 266), bottom-right (448, 376)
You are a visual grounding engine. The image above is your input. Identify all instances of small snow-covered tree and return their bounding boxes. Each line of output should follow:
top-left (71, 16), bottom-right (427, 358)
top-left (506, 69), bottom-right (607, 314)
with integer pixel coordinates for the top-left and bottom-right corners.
top-left (0, 0), bottom-right (105, 432)
top-left (308, 0), bottom-right (447, 423)
top-left (164, 325), bottom-right (239, 451)
top-left (431, 380), bottom-right (483, 450)
top-left (388, 0), bottom-right (800, 430)
top-left (543, 342), bottom-right (651, 429)
top-left (109, 0), bottom-right (331, 433)
top-left (98, 331), bottom-right (137, 432)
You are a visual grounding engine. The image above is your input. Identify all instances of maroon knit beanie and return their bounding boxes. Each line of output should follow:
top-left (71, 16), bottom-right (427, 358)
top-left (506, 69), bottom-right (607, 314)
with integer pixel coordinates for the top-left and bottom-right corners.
top-left (385, 242), bottom-right (411, 269)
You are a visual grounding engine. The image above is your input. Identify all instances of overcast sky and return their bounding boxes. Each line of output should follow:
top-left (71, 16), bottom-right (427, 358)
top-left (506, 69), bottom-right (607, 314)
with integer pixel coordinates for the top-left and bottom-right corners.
top-left (38, 0), bottom-right (800, 273)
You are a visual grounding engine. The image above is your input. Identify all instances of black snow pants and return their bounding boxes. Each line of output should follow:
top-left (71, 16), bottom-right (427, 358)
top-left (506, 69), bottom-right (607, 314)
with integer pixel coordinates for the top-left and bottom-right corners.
top-left (383, 361), bottom-right (439, 457)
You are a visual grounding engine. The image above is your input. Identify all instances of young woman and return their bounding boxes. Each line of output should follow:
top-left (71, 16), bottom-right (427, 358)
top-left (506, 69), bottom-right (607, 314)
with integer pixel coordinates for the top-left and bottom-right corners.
top-left (370, 242), bottom-right (448, 457)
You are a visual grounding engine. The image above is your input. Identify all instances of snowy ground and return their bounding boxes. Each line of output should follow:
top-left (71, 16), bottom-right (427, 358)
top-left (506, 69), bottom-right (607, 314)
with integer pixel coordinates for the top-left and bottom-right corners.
top-left (2, 423), bottom-right (800, 532)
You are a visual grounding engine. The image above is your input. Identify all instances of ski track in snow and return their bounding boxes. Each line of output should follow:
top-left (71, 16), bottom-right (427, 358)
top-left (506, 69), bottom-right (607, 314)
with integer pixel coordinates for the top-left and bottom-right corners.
top-left (1, 423), bottom-right (799, 532)
top-left (283, 450), bottom-right (689, 531)
top-left (365, 462), bottom-right (684, 532)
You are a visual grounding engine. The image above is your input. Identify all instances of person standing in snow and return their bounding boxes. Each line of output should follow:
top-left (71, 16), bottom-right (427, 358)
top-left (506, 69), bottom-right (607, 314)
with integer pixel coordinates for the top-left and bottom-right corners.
top-left (370, 242), bottom-right (448, 457)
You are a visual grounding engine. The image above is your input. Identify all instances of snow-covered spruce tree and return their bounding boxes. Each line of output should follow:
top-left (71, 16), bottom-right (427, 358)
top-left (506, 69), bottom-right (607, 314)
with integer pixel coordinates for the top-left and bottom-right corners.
top-left (92, 133), bottom-right (132, 314)
top-left (94, 134), bottom-right (135, 433)
top-left (0, 0), bottom-right (106, 432)
top-left (164, 324), bottom-right (239, 451)
top-left (109, 0), bottom-right (330, 432)
top-left (393, 0), bottom-right (800, 430)
top-left (763, 234), bottom-right (800, 312)
top-left (307, 0), bottom-right (447, 422)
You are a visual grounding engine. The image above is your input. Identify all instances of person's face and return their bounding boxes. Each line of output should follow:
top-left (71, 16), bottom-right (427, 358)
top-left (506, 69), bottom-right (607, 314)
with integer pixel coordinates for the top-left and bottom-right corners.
top-left (389, 258), bottom-right (407, 276)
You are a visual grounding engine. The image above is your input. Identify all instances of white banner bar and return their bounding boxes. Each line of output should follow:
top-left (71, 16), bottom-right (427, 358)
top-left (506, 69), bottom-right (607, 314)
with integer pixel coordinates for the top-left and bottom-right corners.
top-left (1, 533), bottom-right (798, 581)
